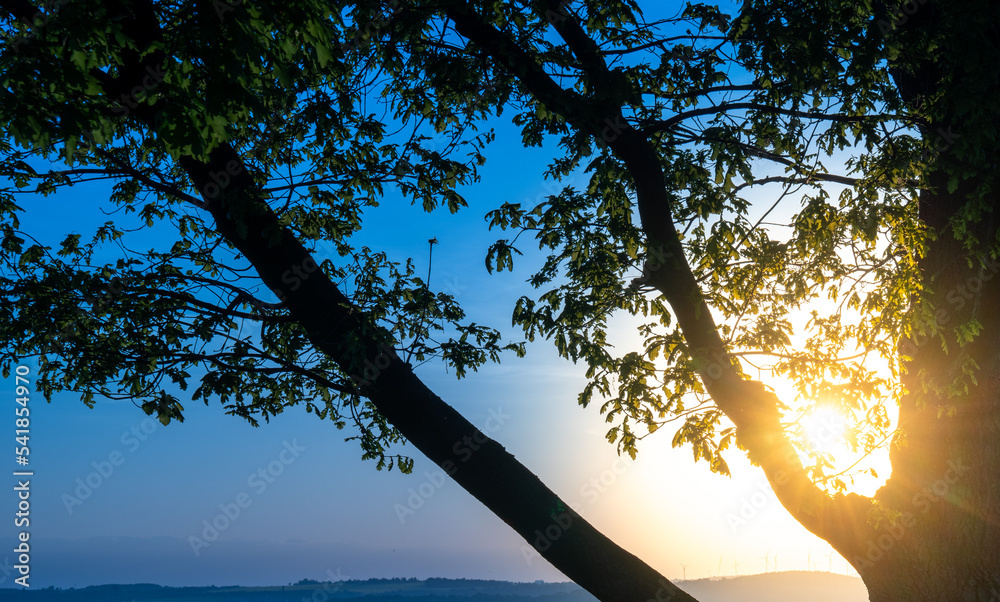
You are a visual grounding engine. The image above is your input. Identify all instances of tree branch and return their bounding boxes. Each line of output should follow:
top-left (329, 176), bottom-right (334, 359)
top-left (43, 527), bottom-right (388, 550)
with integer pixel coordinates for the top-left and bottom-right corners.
top-left (643, 102), bottom-right (897, 135)
top-left (440, 0), bottom-right (872, 556)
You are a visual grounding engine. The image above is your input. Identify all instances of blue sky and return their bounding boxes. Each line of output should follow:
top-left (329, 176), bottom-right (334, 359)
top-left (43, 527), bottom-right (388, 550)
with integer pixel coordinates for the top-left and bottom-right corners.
top-left (1, 110), bottom-right (857, 589)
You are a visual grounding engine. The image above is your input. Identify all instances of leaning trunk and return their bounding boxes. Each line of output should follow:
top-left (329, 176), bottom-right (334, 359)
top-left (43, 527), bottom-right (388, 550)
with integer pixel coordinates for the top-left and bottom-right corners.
top-left (183, 147), bottom-right (699, 602)
top-left (22, 0), bottom-right (700, 597)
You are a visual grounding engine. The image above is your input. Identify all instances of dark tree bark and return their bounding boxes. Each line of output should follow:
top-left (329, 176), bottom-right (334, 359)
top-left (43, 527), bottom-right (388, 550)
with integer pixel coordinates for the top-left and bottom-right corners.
top-left (853, 175), bottom-right (1000, 600)
top-left (838, 2), bottom-right (1000, 599)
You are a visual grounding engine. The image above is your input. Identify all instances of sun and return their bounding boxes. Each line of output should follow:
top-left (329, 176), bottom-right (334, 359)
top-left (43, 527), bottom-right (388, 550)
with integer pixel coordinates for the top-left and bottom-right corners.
top-left (765, 375), bottom-right (854, 457)
top-left (801, 407), bottom-right (849, 454)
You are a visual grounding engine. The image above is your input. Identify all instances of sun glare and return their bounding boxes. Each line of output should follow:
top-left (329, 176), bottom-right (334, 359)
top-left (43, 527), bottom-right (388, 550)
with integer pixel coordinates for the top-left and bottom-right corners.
top-left (801, 407), bottom-right (848, 454)
top-left (759, 370), bottom-right (894, 495)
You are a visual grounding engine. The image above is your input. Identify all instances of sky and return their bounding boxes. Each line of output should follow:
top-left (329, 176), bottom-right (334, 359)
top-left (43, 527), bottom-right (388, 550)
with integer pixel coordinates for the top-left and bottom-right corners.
top-left (0, 9), bottom-right (876, 591)
top-left (0, 119), bottom-right (869, 591)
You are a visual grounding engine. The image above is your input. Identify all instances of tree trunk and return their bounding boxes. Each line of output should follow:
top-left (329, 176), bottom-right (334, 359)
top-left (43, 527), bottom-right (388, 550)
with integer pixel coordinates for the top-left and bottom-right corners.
top-left (842, 2), bottom-right (1000, 597)
top-left (182, 146), bottom-right (699, 602)
top-left (841, 175), bottom-right (1000, 600)
top-left (852, 317), bottom-right (1000, 601)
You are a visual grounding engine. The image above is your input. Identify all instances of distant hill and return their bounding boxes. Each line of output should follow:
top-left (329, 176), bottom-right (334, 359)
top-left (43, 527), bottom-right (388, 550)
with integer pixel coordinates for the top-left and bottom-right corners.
top-left (0, 572), bottom-right (868, 601)
top-left (678, 571), bottom-right (869, 602)
top-left (0, 578), bottom-right (594, 601)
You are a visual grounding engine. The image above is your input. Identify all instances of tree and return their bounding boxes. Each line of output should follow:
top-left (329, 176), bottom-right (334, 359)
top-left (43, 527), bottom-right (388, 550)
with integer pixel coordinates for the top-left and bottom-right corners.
top-left (445, 1), bottom-right (1000, 599)
top-left (0, 1), bottom-right (693, 600)
top-left (0, 2), bottom-right (997, 602)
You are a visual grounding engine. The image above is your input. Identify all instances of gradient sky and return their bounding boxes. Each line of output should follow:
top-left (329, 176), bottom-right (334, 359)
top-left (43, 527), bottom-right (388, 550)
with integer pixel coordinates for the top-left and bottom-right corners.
top-left (0, 50), bottom-right (869, 591)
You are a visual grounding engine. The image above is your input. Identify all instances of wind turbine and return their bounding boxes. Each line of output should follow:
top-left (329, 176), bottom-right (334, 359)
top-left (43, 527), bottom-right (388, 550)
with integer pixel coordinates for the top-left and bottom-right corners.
top-left (757, 550), bottom-right (771, 573)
